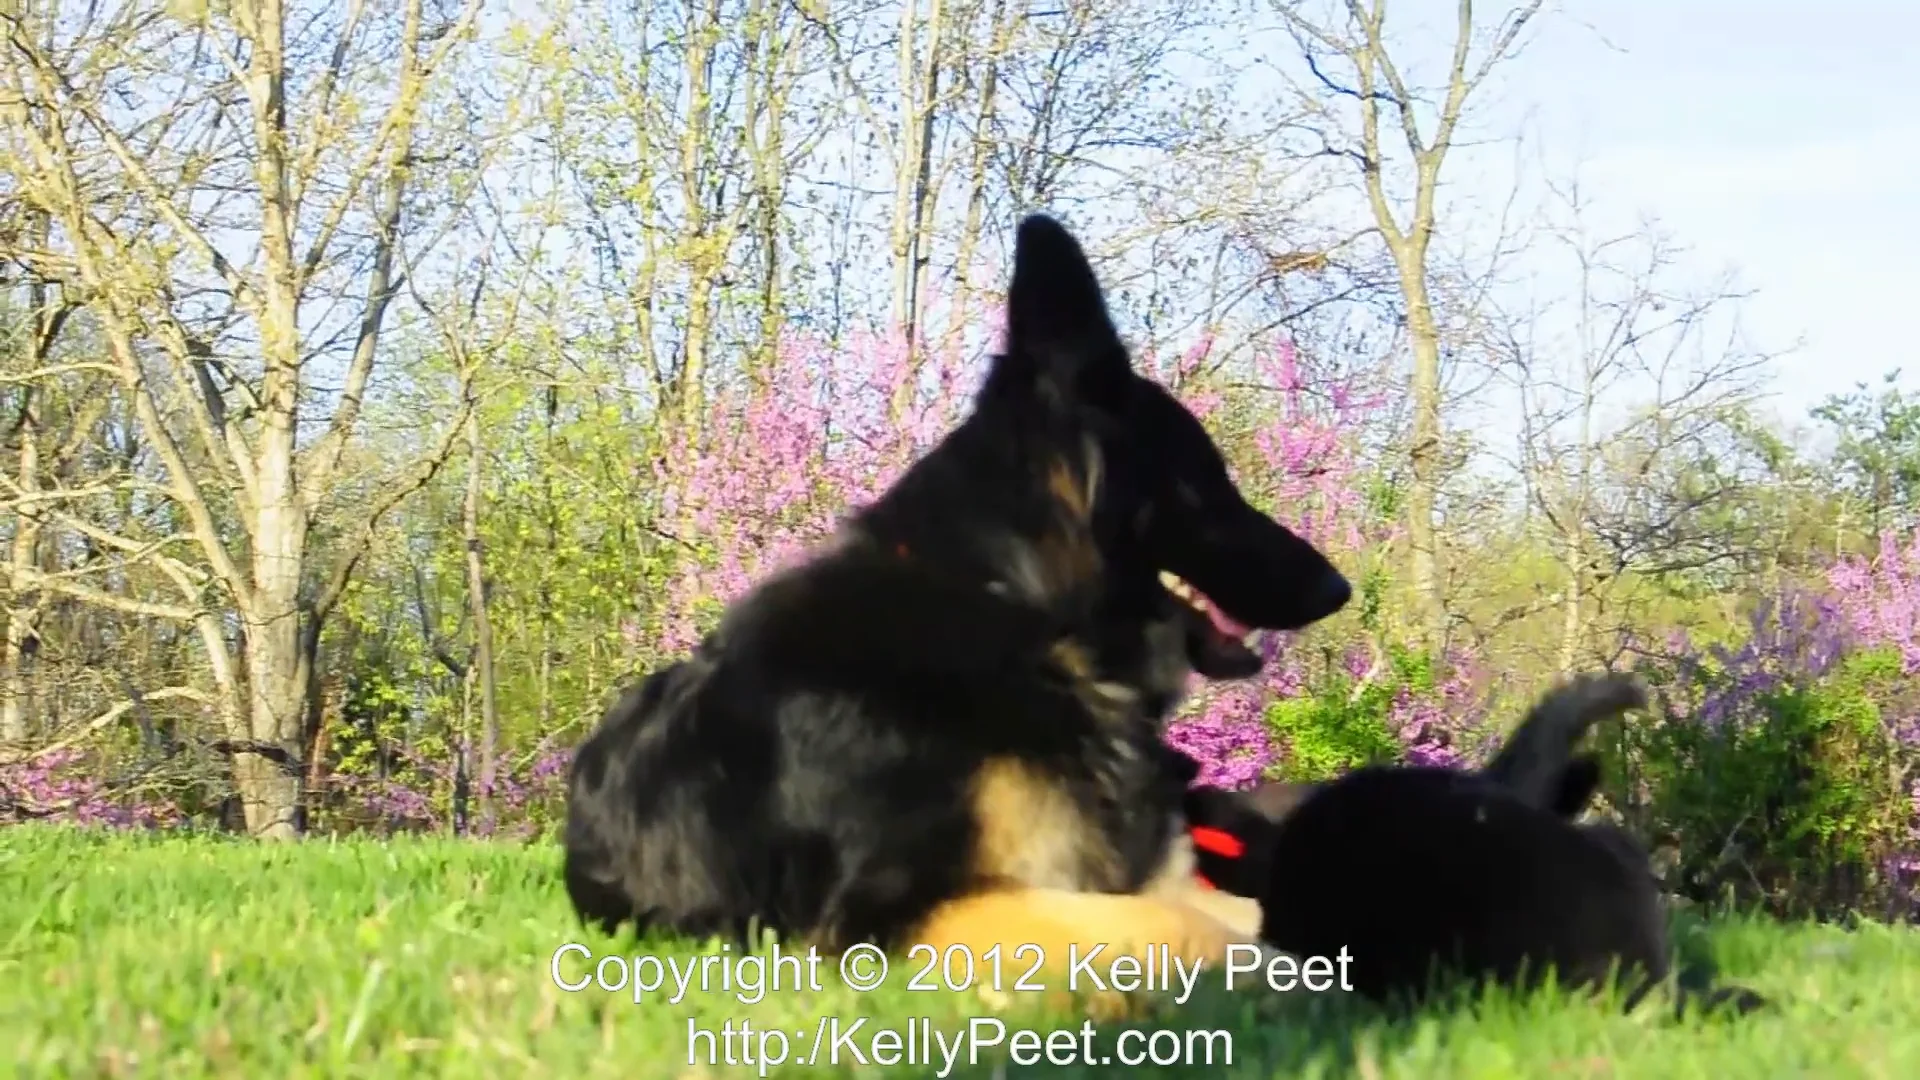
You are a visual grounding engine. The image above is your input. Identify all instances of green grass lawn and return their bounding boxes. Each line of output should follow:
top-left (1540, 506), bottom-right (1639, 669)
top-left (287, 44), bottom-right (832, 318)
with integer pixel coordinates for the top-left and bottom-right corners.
top-left (5, 825), bottom-right (1919, 1079)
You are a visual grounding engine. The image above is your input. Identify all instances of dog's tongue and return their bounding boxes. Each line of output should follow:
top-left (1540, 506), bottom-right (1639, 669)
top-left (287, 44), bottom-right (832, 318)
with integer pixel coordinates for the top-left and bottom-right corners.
top-left (1198, 592), bottom-right (1249, 639)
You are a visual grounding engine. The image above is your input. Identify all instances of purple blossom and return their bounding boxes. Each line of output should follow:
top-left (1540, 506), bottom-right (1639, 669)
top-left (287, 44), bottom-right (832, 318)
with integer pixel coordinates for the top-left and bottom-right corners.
top-left (0, 748), bottom-right (183, 829)
top-left (1163, 711), bottom-right (1277, 791)
top-left (327, 741), bottom-right (575, 838)
top-left (1658, 585), bottom-right (1858, 732)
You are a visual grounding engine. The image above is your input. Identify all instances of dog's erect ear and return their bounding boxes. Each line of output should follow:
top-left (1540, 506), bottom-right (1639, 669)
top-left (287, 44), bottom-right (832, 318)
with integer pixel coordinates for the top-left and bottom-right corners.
top-left (1005, 214), bottom-right (1130, 407)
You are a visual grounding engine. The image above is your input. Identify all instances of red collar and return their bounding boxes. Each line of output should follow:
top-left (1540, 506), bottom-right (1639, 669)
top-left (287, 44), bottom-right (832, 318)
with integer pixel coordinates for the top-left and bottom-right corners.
top-left (1190, 824), bottom-right (1245, 891)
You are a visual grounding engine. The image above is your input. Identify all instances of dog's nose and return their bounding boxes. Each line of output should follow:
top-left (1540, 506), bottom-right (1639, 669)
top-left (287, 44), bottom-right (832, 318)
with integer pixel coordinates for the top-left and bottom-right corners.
top-left (1314, 570), bottom-right (1352, 618)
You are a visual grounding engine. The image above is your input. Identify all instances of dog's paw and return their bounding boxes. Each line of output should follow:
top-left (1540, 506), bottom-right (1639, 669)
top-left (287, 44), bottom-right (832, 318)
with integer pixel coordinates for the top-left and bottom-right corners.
top-left (1183, 889), bottom-right (1263, 940)
top-left (1687, 983), bottom-right (1772, 1018)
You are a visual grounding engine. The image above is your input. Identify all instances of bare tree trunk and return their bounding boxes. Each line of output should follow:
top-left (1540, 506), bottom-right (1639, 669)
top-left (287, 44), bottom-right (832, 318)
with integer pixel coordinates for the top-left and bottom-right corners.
top-left (908, 31), bottom-right (944, 332)
top-left (193, 608), bottom-right (249, 761)
top-left (1281, 0), bottom-right (1545, 651)
top-left (889, 0), bottom-right (946, 421)
top-left (235, 0), bottom-right (444, 837)
top-left (888, 0), bottom-right (928, 333)
top-left (1557, 542), bottom-right (1585, 672)
top-left (2, 383), bottom-right (41, 745)
top-left (462, 407), bottom-right (499, 816)
top-left (755, 192), bottom-right (783, 373)
top-left (2, 248), bottom-right (54, 745)
top-left (235, 611), bottom-right (305, 837)
top-left (946, 0), bottom-right (1012, 353)
top-left (744, 0), bottom-right (794, 378)
top-left (234, 0), bottom-right (310, 839)
top-left (1559, 261), bottom-right (1601, 673)
top-left (1399, 284), bottom-right (1446, 648)
top-left (676, 0), bottom-right (721, 435)
top-left (539, 384), bottom-right (558, 734)
top-left (451, 669), bottom-right (473, 836)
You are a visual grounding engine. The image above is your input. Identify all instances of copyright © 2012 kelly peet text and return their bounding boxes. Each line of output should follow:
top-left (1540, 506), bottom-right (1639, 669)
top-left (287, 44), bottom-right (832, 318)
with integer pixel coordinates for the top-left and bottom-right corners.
top-left (551, 940), bottom-right (1354, 1007)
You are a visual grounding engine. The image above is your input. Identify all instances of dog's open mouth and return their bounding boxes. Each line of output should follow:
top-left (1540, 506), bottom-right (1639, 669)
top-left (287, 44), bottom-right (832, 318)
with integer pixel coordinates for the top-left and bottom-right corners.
top-left (1158, 570), bottom-right (1271, 659)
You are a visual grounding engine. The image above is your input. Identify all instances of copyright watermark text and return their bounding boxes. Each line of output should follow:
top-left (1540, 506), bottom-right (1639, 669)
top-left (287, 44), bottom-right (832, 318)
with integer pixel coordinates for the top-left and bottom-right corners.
top-left (550, 939), bottom-right (1354, 1005)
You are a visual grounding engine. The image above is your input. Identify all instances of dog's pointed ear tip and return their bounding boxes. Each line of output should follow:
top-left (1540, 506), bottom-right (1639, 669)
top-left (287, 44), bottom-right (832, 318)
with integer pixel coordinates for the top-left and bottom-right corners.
top-left (1012, 213), bottom-right (1083, 259)
top-left (1016, 211), bottom-right (1067, 235)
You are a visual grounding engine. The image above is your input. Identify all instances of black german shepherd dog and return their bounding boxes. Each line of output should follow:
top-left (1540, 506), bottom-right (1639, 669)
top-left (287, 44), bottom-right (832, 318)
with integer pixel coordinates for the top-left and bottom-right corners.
top-left (1179, 673), bottom-right (1768, 1015)
top-left (563, 214), bottom-right (1351, 976)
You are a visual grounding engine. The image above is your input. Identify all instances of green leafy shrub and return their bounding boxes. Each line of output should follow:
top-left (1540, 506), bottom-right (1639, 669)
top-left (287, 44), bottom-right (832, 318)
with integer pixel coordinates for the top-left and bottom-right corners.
top-left (1611, 644), bottom-right (1913, 921)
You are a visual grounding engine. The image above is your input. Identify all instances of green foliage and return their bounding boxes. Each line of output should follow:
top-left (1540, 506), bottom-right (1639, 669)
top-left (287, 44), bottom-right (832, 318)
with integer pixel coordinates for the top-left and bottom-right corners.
top-left (330, 667), bottom-right (418, 782)
top-left (1354, 563), bottom-right (1391, 635)
top-left (1265, 685), bottom-right (1399, 783)
top-left (1611, 648), bottom-right (1913, 921)
top-left (1812, 368), bottom-right (1920, 536)
top-left (1264, 646), bottom-right (1433, 783)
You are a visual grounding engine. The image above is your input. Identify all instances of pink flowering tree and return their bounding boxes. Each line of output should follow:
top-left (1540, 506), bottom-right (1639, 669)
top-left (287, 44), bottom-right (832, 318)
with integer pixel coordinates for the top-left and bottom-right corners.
top-left (1828, 530), bottom-right (1920, 884)
top-left (0, 748), bottom-right (185, 829)
top-left (648, 327), bottom-right (973, 657)
top-left (1829, 529), bottom-right (1920, 680)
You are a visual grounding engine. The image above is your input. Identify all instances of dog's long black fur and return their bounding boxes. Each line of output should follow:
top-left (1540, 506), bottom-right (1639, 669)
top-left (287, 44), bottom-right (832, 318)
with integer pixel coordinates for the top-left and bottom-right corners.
top-left (1180, 673), bottom-right (1769, 1016)
top-left (562, 214), bottom-right (1351, 956)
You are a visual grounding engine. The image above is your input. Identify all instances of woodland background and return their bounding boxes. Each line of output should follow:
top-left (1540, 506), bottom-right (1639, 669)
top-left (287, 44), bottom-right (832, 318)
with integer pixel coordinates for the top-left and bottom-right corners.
top-left (3, 0), bottom-right (1917, 925)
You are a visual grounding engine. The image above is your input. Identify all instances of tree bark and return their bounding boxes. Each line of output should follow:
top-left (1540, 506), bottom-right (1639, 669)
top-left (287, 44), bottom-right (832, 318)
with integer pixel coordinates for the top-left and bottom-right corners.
top-left (2, 239), bottom-right (54, 745)
top-left (462, 407), bottom-right (499, 815)
top-left (1397, 274), bottom-right (1446, 649)
top-left (889, 0), bottom-right (946, 421)
top-left (1283, 0), bottom-right (1545, 651)
top-left (946, 0), bottom-right (1012, 353)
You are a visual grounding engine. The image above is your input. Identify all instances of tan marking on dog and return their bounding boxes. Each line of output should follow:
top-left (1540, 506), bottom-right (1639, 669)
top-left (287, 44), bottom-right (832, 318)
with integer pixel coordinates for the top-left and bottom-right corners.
top-left (1033, 530), bottom-right (1102, 598)
top-left (1047, 454), bottom-right (1092, 523)
top-left (1137, 815), bottom-right (1199, 897)
top-left (1187, 888), bottom-right (1264, 939)
top-left (970, 756), bottom-right (1123, 892)
top-left (1029, 439), bottom-right (1106, 598)
top-left (1079, 433), bottom-right (1103, 518)
top-left (1047, 637), bottom-right (1141, 728)
top-left (1045, 436), bottom-right (1102, 523)
top-left (1050, 636), bottom-right (1097, 682)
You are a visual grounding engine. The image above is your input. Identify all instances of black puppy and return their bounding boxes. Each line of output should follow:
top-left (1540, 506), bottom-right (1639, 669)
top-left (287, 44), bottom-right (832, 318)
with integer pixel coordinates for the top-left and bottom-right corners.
top-left (562, 213), bottom-right (1350, 985)
top-left (1180, 673), bottom-right (1768, 1015)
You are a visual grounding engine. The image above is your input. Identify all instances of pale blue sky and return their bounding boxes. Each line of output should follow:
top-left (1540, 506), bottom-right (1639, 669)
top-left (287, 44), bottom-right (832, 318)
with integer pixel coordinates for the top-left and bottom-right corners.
top-left (1481, 0), bottom-right (1917, 422)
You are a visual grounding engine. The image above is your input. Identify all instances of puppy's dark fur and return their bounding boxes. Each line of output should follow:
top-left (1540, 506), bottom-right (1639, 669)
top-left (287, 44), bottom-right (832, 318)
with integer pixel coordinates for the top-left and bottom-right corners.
top-left (1181, 673), bottom-right (1768, 1015)
top-left (562, 214), bottom-right (1350, 978)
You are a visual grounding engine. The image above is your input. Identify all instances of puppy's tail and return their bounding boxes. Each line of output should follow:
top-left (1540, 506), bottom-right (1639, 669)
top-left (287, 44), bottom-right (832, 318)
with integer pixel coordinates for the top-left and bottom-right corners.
top-left (1478, 672), bottom-right (1647, 811)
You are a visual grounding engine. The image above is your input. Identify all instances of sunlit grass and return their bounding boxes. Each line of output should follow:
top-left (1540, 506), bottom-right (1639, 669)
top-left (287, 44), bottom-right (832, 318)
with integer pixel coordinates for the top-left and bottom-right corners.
top-left (5, 825), bottom-right (1919, 1078)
